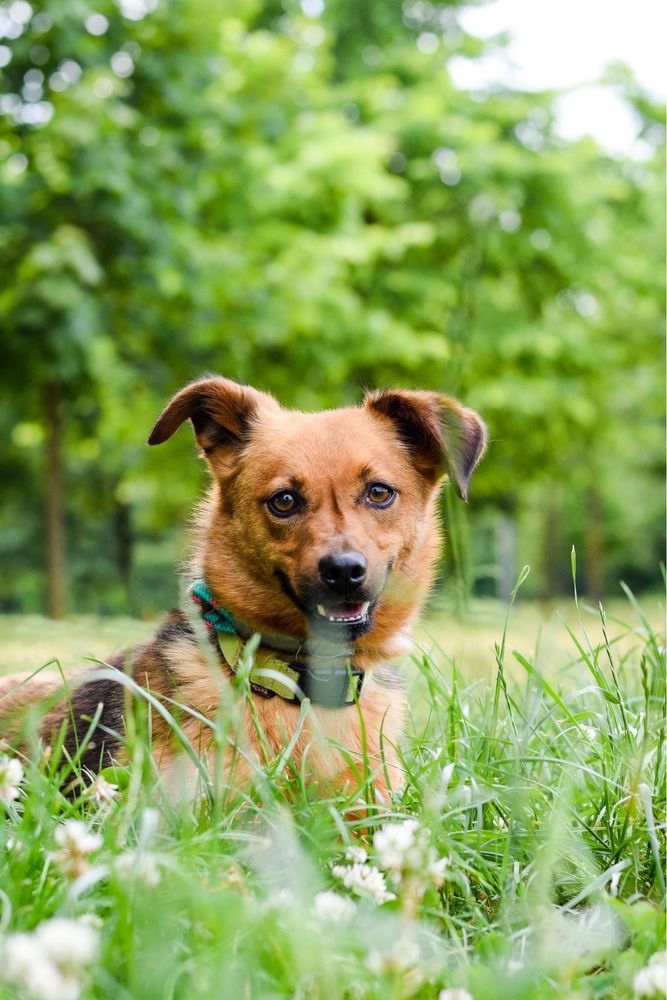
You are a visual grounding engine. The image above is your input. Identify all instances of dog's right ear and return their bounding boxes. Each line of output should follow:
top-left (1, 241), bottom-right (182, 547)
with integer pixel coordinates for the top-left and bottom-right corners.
top-left (148, 377), bottom-right (277, 455)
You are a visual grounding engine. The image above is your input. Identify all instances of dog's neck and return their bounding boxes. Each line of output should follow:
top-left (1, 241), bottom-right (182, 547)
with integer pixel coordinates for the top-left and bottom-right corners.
top-left (189, 577), bottom-right (365, 707)
top-left (189, 577), bottom-right (353, 659)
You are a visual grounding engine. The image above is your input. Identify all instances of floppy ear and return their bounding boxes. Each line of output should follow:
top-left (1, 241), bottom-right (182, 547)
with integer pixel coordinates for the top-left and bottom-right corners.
top-left (364, 389), bottom-right (487, 501)
top-left (148, 377), bottom-right (277, 455)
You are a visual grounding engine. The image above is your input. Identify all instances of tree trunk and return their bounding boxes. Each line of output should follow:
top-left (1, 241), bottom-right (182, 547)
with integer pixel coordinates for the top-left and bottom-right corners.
top-left (44, 380), bottom-right (66, 618)
top-left (113, 499), bottom-right (135, 615)
top-left (585, 485), bottom-right (605, 602)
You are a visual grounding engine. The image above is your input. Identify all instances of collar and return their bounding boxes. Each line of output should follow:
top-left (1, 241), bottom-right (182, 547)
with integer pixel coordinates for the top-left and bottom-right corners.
top-left (189, 578), bottom-right (364, 708)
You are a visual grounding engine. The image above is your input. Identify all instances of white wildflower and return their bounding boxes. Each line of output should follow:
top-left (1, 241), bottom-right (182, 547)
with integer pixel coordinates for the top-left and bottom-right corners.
top-left (52, 820), bottom-right (103, 877)
top-left (313, 890), bottom-right (355, 925)
top-left (331, 862), bottom-right (395, 905)
top-left (263, 888), bottom-right (295, 910)
top-left (374, 818), bottom-right (449, 888)
top-left (85, 774), bottom-right (119, 806)
top-left (634, 951), bottom-right (667, 997)
top-left (0, 753), bottom-right (23, 802)
top-left (582, 725), bottom-right (598, 741)
top-left (37, 918), bottom-right (99, 967)
top-left (441, 761), bottom-right (455, 788)
top-left (428, 854), bottom-right (450, 885)
top-left (439, 990), bottom-right (474, 1000)
top-left (345, 845), bottom-right (367, 864)
top-left (368, 937), bottom-right (423, 991)
top-left (115, 849), bottom-right (161, 887)
top-left (3, 916), bottom-right (99, 1000)
top-left (374, 819), bottom-right (421, 874)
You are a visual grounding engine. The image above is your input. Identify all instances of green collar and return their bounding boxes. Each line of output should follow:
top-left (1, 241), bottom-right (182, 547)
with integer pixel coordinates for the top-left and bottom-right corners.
top-left (189, 578), bottom-right (364, 708)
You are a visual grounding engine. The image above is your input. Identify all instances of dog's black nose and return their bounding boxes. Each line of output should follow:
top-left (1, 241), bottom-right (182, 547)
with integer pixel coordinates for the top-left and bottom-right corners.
top-left (318, 551), bottom-right (367, 594)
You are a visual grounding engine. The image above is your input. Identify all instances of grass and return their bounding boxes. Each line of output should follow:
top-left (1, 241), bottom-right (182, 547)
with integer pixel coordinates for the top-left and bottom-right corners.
top-left (0, 576), bottom-right (664, 999)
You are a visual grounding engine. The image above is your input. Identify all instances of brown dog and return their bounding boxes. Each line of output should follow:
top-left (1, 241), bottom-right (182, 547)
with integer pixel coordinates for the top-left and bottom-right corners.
top-left (0, 379), bottom-right (486, 800)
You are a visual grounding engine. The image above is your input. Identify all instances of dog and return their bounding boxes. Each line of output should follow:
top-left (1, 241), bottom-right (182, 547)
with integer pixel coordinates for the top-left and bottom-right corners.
top-left (0, 378), bottom-right (486, 800)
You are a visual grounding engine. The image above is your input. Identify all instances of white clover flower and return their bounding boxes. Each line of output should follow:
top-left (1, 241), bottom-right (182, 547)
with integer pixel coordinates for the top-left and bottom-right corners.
top-left (331, 862), bottom-right (395, 905)
top-left (373, 819), bottom-right (421, 874)
top-left (345, 845), bottom-right (368, 864)
top-left (37, 918), bottom-right (99, 968)
top-left (3, 917), bottom-right (99, 1000)
top-left (115, 850), bottom-right (161, 887)
top-left (439, 990), bottom-right (474, 1000)
top-left (367, 937), bottom-right (423, 990)
top-left (440, 761), bottom-right (455, 788)
top-left (85, 774), bottom-right (119, 806)
top-left (262, 888), bottom-right (295, 911)
top-left (313, 890), bottom-right (355, 925)
top-left (373, 818), bottom-right (449, 889)
top-left (0, 753), bottom-right (23, 802)
top-left (52, 820), bottom-right (103, 877)
top-left (428, 854), bottom-right (450, 886)
top-left (634, 951), bottom-right (667, 997)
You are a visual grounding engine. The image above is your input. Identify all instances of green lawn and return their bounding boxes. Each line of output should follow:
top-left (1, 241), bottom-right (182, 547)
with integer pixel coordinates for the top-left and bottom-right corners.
top-left (0, 589), bottom-right (664, 999)
top-left (0, 594), bottom-right (662, 679)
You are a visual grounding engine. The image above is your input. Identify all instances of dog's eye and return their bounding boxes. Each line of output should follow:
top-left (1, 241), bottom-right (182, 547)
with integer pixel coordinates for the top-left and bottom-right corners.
top-left (366, 483), bottom-right (396, 508)
top-left (267, 490), bottom-right (301, 517)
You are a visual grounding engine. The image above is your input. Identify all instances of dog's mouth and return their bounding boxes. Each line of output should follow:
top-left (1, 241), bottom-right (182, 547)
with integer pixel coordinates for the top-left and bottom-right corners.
top-left (276, 569), bottom-right (379, 640)
top-left (315, 600), bottom-right (370, 626)
top-left (310, 598), bottom-right (375, 639)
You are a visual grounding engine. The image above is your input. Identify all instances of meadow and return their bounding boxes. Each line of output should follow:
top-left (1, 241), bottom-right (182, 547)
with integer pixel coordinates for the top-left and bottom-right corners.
top-left (0, 572), bottom-right (664, 1000)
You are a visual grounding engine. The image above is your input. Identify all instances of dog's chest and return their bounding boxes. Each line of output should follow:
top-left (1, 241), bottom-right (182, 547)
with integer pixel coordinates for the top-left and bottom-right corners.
top-left (164, 639), bottom-right (405, 792)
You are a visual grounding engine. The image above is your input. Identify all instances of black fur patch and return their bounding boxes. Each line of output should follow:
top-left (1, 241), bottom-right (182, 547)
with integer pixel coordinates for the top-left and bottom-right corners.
top-left (61, 671), bottom-right (126, 773)
top-left (155, 613), bottom-right (195, 646)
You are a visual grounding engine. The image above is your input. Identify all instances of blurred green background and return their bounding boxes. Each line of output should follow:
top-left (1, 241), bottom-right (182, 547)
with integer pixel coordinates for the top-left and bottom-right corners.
top-left (0, 0), bottom-right (664, 619)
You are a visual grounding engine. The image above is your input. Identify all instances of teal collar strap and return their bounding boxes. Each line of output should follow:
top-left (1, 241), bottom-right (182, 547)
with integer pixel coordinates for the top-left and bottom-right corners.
top-left (189, 578), bottom-right (364, 708)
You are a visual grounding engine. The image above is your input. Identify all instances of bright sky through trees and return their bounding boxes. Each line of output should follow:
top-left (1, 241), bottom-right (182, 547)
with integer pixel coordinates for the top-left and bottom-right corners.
top-left (454, 0), bottom-right (665, 154)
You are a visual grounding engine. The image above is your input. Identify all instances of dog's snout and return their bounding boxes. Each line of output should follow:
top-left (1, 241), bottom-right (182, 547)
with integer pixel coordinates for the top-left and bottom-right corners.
top-left (318, 551), bottom-right (367, 595)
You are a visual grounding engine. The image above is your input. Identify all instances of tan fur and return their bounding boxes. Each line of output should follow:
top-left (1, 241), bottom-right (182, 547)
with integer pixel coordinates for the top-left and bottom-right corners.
top-left (1, 380), bottom-right (486, 801)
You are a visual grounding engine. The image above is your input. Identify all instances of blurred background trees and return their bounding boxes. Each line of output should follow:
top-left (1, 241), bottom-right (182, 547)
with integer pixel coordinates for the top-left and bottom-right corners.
top-left (0, 0), bottom-right (664, 617)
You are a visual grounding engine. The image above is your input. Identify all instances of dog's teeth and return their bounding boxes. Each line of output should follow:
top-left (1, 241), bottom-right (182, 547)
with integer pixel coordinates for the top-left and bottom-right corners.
top-left (316, 601), bottom-right (370, 623)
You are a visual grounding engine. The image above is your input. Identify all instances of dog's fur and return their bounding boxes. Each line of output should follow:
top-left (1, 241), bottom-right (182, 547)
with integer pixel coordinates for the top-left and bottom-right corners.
top-left (0, 379), bottom-right (486, 799)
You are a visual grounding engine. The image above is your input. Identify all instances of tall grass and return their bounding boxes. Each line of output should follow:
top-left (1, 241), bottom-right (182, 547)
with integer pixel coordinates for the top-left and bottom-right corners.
top-left (0, 579), bottom-right (664, 999)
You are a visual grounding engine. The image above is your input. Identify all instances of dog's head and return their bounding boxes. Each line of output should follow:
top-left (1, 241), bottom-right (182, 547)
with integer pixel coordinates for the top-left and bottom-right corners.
top-left (149, 378), bottom-right (486, 651)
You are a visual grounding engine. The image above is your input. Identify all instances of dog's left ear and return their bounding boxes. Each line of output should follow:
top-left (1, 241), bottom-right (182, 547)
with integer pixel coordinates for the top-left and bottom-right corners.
top-left (364, 389), bottom-right (487, 500)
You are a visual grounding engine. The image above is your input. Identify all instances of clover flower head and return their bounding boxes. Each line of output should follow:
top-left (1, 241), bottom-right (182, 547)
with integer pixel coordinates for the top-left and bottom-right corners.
top-left (373, 819), bottom-right (421, 874)
top-left (345, 845), bottom-right (368, 864)
top-left (115, 849), bottom-right (161, 887)
top-left (367, 937), bottom-right (423, 991)
top-left (633, 951), bottom-right (667, 997)
top-left (331, 862), bottom-right (395, 905)
top-left (52, 820), bottom-right (103, 877)
top-left (373, 818), bottom-right (449, 889)
top-left (85, 774), bottom-right (119, 806)
top-left (3, 916), bottom-right (99, 1000)
top-left (313, 890), bottom-right (355, 925)
top-left (0, 753), bottom-right (23, 802)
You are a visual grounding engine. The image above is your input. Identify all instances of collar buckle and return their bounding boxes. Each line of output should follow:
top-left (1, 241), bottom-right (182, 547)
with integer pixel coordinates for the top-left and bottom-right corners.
top-left (291, 662), bottom-right (364, 708)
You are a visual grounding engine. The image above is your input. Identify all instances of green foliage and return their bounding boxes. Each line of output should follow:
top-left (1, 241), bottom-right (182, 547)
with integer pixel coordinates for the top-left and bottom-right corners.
top-left (0, 592), bottom-right (664, 997)
top-left (0, 0), bottom-right (664, 612)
